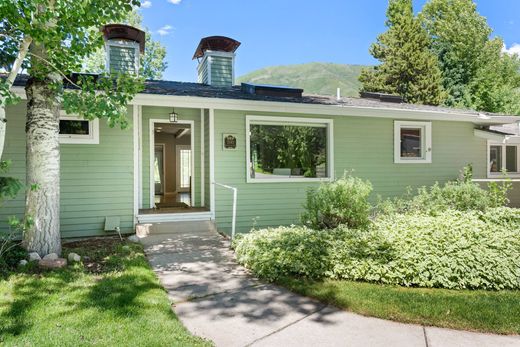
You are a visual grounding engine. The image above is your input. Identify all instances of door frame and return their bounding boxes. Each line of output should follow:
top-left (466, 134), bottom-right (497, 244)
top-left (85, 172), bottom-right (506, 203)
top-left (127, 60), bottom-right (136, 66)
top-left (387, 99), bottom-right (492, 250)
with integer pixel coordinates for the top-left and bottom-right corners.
top-left (149, 119), bottom-right (195, 208)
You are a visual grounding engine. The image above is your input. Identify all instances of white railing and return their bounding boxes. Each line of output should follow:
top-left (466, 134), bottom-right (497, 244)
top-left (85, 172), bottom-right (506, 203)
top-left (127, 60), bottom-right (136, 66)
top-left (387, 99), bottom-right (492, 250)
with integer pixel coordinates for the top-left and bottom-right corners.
top-left (212, 182), bottom-right (238, 240)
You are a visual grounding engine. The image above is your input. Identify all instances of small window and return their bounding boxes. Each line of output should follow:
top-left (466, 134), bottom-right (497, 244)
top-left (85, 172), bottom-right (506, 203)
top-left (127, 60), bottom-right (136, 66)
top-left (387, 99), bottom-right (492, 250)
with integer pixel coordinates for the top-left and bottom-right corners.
top-left (246, 116), bottom-right (333, 183)
top-left (394, 121), bottom-right (432, 163)
top-left (488, 143), bottom-right (520, 176)
top-left (59, 113), bottom-right (99, 144)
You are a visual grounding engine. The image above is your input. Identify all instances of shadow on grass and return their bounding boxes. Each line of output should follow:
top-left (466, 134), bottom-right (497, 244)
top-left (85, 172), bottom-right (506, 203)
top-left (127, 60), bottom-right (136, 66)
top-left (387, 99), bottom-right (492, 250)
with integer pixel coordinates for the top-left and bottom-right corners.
top-left (0, 242), bottom-right (164, 339)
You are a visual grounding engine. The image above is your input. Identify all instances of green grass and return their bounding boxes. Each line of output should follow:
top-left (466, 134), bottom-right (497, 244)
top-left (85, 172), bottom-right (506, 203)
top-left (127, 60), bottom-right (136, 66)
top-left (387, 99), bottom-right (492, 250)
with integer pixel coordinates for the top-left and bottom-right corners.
top-left (278, 277), bottom-right (520, 335)
top-left (0, 238), bottom-right (211, 346)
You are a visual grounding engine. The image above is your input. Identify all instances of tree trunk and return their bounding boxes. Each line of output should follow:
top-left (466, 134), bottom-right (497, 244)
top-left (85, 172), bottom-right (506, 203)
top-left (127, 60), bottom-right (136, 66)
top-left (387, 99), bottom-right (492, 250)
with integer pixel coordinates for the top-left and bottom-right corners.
top-left (23, 72), bottom-right (61, 256)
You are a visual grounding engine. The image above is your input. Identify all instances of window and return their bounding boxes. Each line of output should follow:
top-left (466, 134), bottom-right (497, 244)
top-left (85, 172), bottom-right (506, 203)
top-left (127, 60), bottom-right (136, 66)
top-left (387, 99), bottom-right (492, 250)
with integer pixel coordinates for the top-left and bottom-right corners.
top-left (394, 121), bottom-right (432, 163)
top-left (488, 142), bottom-right (520, 176)
top-left (246, 116), bottom-right (333, 183)
top-left (59, 113), bottom-right (99, 144)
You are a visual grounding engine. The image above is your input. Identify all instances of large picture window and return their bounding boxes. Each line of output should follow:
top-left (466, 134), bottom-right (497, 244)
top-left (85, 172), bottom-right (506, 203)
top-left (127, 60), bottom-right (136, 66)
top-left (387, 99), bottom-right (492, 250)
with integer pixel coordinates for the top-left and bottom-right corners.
top-left (394, 121), bottom-right (432, 163)
top-left (246, 116), bottom-right (333, 183)
top-left (488, 142), bottom-right (520, 176)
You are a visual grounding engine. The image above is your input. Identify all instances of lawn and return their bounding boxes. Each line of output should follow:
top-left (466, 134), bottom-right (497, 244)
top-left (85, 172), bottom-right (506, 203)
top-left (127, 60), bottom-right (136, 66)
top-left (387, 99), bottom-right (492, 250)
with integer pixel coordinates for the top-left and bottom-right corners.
top-left (0, 238), bottom-right (211, 346)
top-left (278, 277), bottom-right (520, 335)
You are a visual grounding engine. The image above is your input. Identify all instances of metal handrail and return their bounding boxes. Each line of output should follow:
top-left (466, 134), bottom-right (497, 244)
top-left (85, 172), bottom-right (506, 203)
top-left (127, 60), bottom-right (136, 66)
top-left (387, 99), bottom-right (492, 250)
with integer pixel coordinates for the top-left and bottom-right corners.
top-left (212, 182), bottom-right (238, 239)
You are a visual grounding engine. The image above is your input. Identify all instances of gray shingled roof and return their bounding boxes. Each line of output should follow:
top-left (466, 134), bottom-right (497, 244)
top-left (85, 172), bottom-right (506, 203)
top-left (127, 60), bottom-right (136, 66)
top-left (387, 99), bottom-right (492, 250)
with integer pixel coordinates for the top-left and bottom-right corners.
top-left (7, 74), bottom-right (518, 118)
top-left (490, 123), bottom-right (520, 136)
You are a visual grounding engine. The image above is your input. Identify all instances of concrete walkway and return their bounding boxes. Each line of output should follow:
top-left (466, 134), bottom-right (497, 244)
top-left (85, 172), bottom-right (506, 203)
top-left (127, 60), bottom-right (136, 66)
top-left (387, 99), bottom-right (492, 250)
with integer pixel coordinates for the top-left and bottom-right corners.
top-left (140, 222), bottom-right (520, 347)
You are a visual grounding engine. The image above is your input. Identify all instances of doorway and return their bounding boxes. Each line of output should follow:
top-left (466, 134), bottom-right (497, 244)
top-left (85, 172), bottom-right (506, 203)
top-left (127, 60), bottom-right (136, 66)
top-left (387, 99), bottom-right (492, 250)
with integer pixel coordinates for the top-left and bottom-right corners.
top-left (149, 121), bottom-right (194, 211)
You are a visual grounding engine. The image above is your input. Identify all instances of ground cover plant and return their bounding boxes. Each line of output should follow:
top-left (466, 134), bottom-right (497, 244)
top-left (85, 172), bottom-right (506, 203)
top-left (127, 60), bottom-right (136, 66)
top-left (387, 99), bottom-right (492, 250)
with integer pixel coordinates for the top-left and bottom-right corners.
top-left (0, 237), bottom-right (210, 346)
top-left (233, 172), bottom-right (520, 333)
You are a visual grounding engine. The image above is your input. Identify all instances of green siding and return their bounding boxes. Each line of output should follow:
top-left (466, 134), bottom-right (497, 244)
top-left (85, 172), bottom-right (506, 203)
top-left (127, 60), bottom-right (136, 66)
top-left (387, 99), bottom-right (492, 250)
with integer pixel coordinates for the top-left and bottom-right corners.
top-left (109, 45), bottom-right (137, 74)
top-left (141, 106), bottom-right (202, 208)
top-left (204, 110), bottom-right (210, 207)
top-left (1, 102), bottom-right (134, 238)
top-left (210, 56), bottom-right (233, 87)
top-left (213, 110), bottom-right (489, 235)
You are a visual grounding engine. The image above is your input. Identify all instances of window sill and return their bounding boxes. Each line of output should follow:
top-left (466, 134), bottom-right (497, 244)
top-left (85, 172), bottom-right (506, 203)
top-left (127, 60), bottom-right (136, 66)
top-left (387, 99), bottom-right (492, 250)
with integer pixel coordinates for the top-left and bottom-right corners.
top-left (246, 177), bottom-right (332, 184)
top-left (394, 159), bottom-right (432, 164)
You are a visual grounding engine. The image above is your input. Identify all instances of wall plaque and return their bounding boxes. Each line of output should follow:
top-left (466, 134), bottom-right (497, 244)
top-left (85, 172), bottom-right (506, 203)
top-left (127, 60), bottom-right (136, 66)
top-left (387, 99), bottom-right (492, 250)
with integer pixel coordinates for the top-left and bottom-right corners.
top-left (223, 133), bottom-right (237, 150)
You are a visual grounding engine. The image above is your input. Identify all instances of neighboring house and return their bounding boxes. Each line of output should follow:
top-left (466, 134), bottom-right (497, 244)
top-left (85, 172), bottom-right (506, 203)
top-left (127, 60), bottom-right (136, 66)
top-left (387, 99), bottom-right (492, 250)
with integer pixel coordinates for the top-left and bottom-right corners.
top-left (2, 25), bottom-right (520, 238)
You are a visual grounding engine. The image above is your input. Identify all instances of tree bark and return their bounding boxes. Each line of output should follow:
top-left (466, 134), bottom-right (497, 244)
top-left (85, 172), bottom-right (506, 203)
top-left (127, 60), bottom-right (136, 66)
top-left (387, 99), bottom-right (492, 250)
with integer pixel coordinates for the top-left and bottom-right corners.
top-left (23, 61), bottom-right (61, 255)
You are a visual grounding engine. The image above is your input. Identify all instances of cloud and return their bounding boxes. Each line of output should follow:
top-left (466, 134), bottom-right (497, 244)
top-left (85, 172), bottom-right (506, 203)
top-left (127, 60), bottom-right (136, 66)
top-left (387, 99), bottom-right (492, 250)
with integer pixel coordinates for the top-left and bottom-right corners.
top-left (141, 1), bottom-right (152, 8)
top-left (167, 0), bottom-right (182, 4)
top-left (502, 43), bottom-right (520, 56)
top-left (157, 25), bottom-right (173, 36)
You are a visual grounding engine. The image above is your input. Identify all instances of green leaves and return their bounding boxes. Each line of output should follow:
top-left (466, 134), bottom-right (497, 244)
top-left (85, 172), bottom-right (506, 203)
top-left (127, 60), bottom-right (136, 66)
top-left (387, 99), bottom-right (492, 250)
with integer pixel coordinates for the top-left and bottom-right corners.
top-left (62, 73), bottom-right (144, 129)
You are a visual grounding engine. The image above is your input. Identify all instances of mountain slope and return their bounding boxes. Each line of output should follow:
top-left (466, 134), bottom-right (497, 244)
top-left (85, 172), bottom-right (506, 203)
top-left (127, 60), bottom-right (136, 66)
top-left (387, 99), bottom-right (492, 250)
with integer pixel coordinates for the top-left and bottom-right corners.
top-left (237, 62), bottom-right (368, 97)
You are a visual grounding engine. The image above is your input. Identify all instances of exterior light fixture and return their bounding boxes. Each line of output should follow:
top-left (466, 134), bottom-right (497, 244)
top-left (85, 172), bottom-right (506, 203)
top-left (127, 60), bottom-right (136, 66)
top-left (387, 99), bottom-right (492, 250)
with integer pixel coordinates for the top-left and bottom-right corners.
top-left (169, 108), bottom-right (178, 123)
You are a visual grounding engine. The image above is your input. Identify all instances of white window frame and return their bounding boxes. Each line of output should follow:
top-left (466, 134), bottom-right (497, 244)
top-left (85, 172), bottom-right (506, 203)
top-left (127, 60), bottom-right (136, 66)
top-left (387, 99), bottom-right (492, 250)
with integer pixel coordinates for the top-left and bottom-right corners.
top-left (105, 39), bottom-right (140, 75)
top-left (245, 115), bottom-right (334, 183)
top-left (487, 140), bottom-right (520, 178)
top-left (394, 120), bottom-right (432, 164)
top-left (59, 112), bottom-right (99, 145)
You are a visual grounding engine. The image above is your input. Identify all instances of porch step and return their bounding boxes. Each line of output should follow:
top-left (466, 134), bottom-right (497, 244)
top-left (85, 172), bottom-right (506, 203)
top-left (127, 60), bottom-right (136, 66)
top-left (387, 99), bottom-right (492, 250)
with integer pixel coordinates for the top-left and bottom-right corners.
top-left (136, 220), bottom-right (217, 237)
top-left (136, 211), bottom-right (213, 224)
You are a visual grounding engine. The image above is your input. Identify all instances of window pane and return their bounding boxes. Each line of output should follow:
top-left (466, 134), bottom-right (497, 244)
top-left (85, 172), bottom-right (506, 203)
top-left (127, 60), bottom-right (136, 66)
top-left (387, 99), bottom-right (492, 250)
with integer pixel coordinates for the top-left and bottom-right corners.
top-left (180, 149), bottom-right (191, 189)
top-left (490, 145), bottom-right (502, 173)
top-left (506, 146), bottom-right (517, 172)
top-left (249, 124), bottom-right (327, 179)
top-left (60, 120), bottom-right (90, 135)
top-left (400, 127), bottom-right (422, 158)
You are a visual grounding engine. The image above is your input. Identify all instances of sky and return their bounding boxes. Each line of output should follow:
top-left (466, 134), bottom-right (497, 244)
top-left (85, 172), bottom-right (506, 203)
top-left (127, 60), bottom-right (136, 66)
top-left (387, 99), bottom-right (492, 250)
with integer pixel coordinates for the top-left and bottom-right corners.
top-left (138, 0), bottom-right (520, 82)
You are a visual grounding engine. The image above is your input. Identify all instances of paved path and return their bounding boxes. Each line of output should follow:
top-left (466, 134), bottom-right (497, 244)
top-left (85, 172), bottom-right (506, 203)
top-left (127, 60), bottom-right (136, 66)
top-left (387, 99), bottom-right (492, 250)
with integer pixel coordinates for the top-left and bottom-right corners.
top-left (140, 223), bottom-right (520, 347)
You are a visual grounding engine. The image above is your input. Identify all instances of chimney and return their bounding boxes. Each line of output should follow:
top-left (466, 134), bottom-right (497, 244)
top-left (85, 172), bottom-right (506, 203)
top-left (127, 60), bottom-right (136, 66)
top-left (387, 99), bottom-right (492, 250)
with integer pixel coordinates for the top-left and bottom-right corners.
top-left (102, 24), bottom-right (146, 75)
top-left (193, 36), bottom-right (241, 87)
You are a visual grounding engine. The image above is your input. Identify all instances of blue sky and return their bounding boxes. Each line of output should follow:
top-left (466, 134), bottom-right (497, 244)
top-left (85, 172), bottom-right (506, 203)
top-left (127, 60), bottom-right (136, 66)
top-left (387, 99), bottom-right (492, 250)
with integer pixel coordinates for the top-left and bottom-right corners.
top-left (139, 0), bottom-right (520, 82)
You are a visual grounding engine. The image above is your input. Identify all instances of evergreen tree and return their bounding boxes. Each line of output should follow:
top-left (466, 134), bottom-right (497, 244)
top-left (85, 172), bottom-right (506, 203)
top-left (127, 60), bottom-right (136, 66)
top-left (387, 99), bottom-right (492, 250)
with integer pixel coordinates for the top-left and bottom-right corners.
top-left (420, 0), bottom-right (520, 114)
top-left (359, 0), bottom-right (445, 105)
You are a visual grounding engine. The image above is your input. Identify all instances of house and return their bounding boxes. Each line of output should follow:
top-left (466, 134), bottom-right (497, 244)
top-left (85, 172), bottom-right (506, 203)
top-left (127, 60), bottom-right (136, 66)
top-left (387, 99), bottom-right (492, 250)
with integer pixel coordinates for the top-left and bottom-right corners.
top-left (2, 24), bottom-right (520, 238)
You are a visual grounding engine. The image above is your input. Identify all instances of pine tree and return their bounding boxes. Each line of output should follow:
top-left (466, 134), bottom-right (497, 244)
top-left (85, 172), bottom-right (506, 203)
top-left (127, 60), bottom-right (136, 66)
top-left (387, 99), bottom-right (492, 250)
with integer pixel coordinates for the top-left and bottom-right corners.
top-left (359, 0), bottom-right (445, 105)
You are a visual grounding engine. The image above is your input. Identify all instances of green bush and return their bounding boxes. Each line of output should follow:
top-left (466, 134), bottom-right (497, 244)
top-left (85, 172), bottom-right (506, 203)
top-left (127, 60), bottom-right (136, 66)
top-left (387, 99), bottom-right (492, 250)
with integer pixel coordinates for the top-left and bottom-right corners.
top-left (331, 210), bottom-right (520, 290)
top-left (377, 180), bottom-right (511, 216)
top-left (233, 226), bottom-right (334, 281)
top-left (235, 209), bottom-right (520, 290)
top-left (301, 175), bottom-right (373, 230)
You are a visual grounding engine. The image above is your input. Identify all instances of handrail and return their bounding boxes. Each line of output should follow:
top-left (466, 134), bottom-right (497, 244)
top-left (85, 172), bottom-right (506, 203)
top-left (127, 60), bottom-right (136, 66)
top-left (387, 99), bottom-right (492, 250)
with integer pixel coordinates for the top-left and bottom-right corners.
top-left (212, 182), bottom-right (238, 240)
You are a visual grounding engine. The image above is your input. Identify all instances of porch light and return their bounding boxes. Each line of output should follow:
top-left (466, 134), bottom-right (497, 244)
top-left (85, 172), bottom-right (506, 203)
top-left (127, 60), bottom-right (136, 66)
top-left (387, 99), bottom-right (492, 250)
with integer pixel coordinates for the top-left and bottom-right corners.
top-left (169, 108), bottom-right (179, 123)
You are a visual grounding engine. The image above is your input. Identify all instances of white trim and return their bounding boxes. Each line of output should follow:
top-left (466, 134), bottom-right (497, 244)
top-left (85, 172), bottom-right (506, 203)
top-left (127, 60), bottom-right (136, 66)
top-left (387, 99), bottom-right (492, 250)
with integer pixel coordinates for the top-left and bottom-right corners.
top-left (133, 105), bottom-right (139, 224)
top-left (148, 118), bottom-right (195, 208)
top-left (474, 129), bottom-right (508, 142)
top-left (486, 140), bottom-right (520, 178)
top-left (10, 86), bottom-right (519, 125)
top-left (245, 115), bottom-right (334, 183)
top-left (394, 120), bottom-right (432, 164)
top-left (200, 108), bottom-right (205, 207)
top-left (209, 109), bottom-right (215, 214)
top-left (59, 112), bottom-right (99, 144)
top-left (138, 106), bottom-right (143, 209)
top-left (154, 143), bottom-right (166, 195)
top-left (137, 211), bottom-right (214, 223)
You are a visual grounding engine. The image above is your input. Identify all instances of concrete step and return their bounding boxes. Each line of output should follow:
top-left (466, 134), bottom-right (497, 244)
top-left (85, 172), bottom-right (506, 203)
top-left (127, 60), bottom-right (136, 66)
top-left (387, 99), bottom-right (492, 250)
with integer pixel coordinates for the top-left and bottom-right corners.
top-left (136, 220), bottom-right (217, 238)
top-left (137, 211), bottom-right (213, 224)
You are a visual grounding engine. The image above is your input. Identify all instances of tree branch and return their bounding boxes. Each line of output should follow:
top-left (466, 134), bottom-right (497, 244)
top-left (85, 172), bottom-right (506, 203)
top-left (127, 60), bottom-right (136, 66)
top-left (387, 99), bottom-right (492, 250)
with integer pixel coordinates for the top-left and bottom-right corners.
top-left (5, 36), bottom-right (32, 90)
top-left (26, 51), bottom-right (81, 89)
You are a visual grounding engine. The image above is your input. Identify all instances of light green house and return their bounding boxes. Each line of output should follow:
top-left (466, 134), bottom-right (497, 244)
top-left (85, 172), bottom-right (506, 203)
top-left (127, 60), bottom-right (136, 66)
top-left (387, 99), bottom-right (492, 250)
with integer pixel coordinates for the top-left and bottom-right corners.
top-left (2, 33), bottom-right (520, 239)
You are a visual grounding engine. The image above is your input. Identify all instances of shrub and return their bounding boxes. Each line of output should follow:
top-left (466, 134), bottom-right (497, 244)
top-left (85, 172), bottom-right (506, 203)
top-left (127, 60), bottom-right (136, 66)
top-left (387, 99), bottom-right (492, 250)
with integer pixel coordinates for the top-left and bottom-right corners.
top-left (233, 226), bottom-right (334, 281)
top-left (301, 175), bottom-right (373, 230)
top-left (235, 209), bottom-right (520, 290)
top-left (331, 210), bottom-right (520, 290)
top-left (376, 180), bottom-right (511, 216)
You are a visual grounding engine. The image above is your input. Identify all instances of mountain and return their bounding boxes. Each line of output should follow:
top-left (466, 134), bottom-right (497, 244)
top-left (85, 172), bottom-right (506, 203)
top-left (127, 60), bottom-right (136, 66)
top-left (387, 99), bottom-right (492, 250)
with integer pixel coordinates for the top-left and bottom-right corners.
top-left (237, 62), bottom-right (369, 97)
